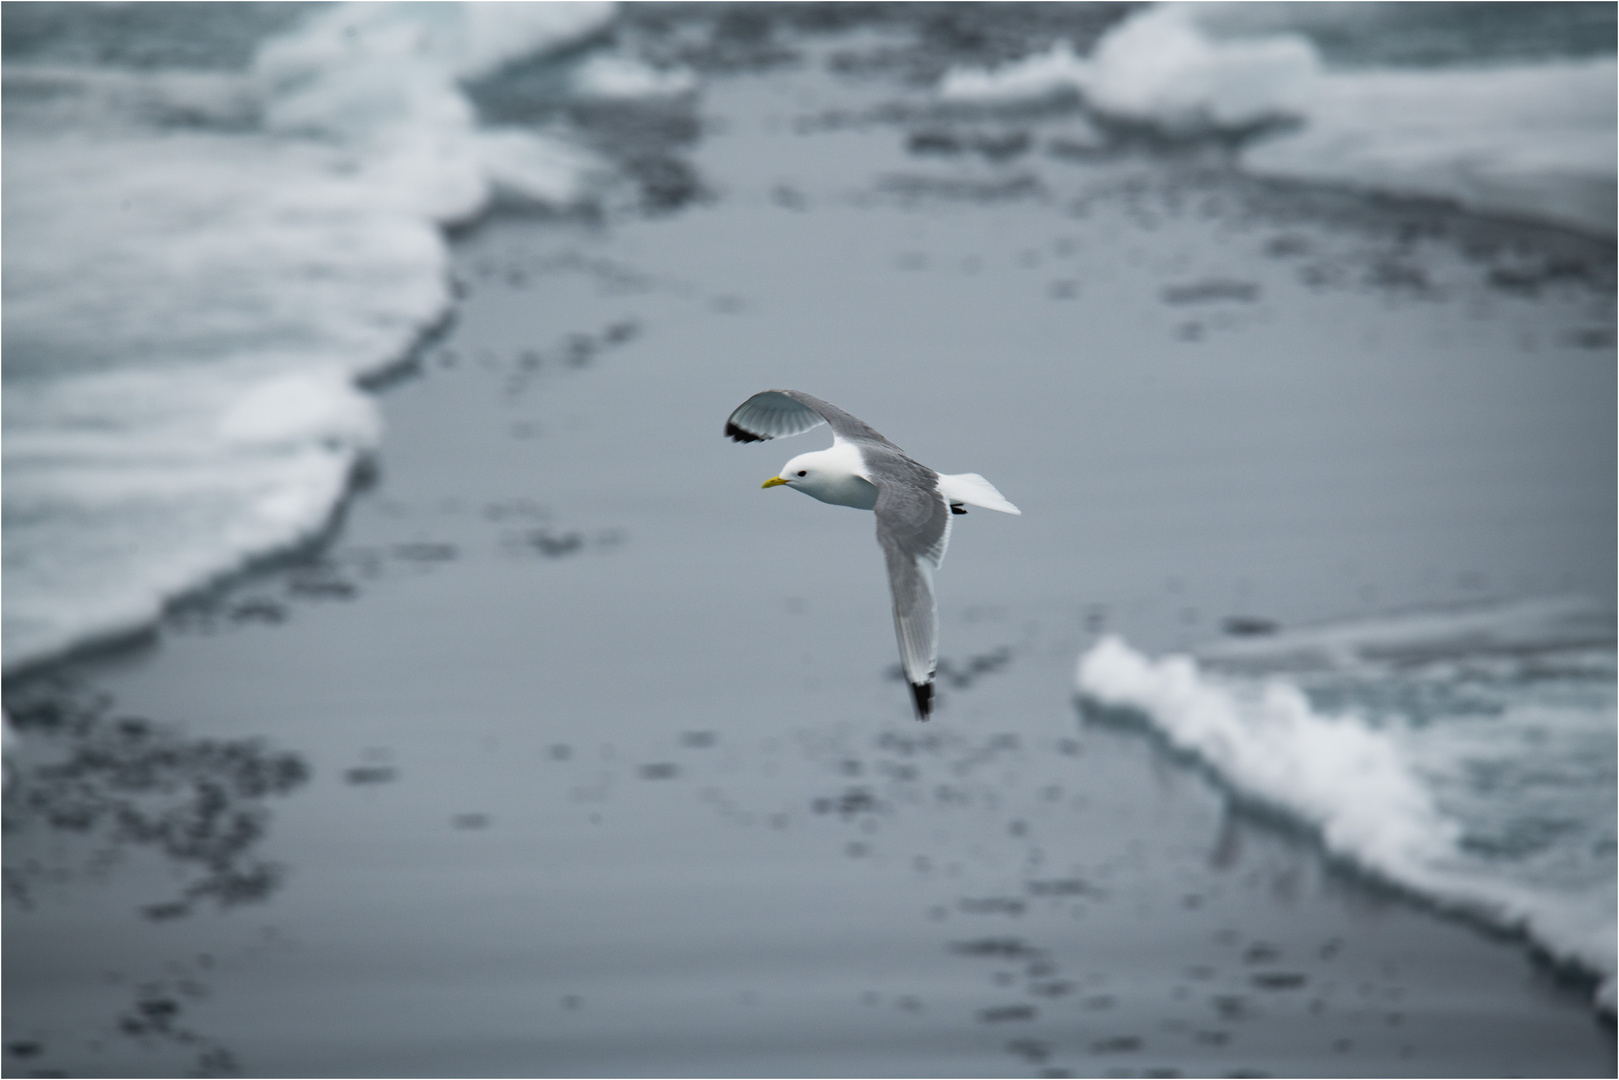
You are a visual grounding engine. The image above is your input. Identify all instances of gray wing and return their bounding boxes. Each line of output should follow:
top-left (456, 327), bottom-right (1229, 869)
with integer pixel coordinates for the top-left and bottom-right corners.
top-left (873, 453), bottom-right (952, 720)
top-left (725, 389), bottom-right (898, 449)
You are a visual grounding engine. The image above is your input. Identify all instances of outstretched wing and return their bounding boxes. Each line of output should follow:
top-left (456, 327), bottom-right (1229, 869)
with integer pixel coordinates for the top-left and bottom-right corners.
top-left (873, 455), bottom-right (952, 720)
top-left (728, 390), bottom-right (946, 718)
top-left (725, 389), bottom-right (897, 448)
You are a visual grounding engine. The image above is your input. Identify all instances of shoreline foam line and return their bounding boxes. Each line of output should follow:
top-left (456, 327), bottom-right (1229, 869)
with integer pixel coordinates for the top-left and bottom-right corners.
top-left (2, 3), bottom-right (617, 677)
top-left (937, 4), bottom-right (1617, 237)
top-left (1074, 634), bottom-right (1617, 1015)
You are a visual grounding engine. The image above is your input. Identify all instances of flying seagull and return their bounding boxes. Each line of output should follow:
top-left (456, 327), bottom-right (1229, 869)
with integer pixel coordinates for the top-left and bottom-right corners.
top-left (725, 390), bottom-right (1020, 719)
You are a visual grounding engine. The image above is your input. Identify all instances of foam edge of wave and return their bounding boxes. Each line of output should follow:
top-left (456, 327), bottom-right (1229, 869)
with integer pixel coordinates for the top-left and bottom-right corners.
top-left (1073, 634), bottom-right (1617, 1017)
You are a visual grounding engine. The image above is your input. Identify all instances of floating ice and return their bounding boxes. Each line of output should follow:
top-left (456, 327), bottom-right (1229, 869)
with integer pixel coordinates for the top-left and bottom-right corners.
top-left (939, 41), bottom-right (1091, 105)
top-left (3, 2), bottom-right (615, 672)
top-left (939, 6), bottom-right (1318, 131)
top-left (1076, 607), bottom-right (1617, 1013)
top-left (938, 3), bottom-right (1616, 235)
top-left (1077, 636), bottom-right (1458, 871)
top-left (1243, 57), bottom-right (1618, 237)
top-left (573, 53), bottom-right (698, 100)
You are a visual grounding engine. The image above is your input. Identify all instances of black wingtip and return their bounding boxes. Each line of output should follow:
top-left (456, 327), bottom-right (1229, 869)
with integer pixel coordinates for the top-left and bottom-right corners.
top-left (725, 421), bottom-right (766, 443)
top-left (910, 680), bottom-right (934, 721)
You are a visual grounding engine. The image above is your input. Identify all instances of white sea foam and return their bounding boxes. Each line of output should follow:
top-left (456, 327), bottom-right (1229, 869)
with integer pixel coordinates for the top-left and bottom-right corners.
top-left (3, 3), bottom-right (615, 672)
top-left (5, 369), bottom-right (382, 666)
top-left (573, 53), bottom-right (698, 100)
top-left (1242, 57), bottom-right (1617, 237)
top-left (253, 2), bottom-right (609, 219)
top-left (1075, 602), bottom-right (1617, 1012)
top-left (1077, 636), bottom-right (1462, 882)
top-left (940, 7), bottom-right (1317, 133)
top-left (938, 4), bottom-right (1616, 236)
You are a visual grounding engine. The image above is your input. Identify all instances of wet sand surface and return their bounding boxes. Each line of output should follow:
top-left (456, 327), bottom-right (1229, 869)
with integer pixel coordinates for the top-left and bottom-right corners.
top-left (5, 30), bottom-right (1615, 1080)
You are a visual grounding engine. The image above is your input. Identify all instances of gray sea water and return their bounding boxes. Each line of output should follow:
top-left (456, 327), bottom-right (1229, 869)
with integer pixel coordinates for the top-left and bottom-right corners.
top-left (4, 3), bottom-right (1615, 1074)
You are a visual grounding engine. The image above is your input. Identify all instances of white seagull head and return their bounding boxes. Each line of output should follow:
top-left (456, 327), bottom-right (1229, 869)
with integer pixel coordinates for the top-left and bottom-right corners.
top-left (761, 443), bottom-right (878, 511)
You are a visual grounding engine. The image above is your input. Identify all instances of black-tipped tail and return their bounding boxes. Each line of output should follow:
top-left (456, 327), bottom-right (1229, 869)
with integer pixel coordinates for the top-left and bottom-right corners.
top-left (909, 680), bottom-right (934, 721)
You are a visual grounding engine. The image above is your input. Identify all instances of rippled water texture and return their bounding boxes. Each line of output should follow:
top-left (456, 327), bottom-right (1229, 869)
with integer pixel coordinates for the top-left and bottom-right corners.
top-left (4, 4), bottom-right (1615, 1076)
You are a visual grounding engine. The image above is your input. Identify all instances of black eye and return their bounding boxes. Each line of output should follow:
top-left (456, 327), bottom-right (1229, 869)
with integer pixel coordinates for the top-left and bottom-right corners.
top-left (796, 470), bottom-right (807, 477)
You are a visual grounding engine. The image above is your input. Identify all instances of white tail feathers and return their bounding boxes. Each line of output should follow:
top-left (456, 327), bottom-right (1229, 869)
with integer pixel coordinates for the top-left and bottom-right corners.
top-left (936, 472), bottom-right (1021, 515)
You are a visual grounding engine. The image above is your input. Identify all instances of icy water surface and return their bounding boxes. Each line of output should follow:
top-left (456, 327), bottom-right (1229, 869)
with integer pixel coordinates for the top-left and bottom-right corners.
top-left (4, 4), bottom-right (1615, 1077)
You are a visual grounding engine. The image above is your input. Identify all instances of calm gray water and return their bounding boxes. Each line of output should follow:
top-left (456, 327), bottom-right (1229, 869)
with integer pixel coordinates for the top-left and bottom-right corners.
top-left (5, 4), bottom-right (1615, 1076)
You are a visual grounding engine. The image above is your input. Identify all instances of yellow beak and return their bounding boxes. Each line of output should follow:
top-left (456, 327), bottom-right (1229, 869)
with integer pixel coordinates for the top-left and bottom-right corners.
top-left (761, 476), bottom-right (789, 489)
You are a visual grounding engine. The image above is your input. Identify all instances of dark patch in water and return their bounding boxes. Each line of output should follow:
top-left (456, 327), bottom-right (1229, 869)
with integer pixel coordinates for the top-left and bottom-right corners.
top-left (771, 183), bottom-right (808, 209)
top-left (526, 530), bottom-right (585, 558)
top-left (951, 937), bottom-right (1036, 959)
top-left (115, 983), bottom-right (237, 1077)
top-left (1006, 1037), bottom-right (1050, 1062)
top-left (604, 318), bottom-right (640, 344)
top-left (639, 763), bottom-right (679, 780)
top-left (958, 896), bottom-right (1027, 916)
top-left (908, 129), bottom-right (961, 155)
top-left (876, 730), bottom-right (944, 756)
top-left (392, 542), bottom-right (458, 563)
top-left (979, 1004), bottom-right (1037, 1023)
top-left (286, 573), bottom-right (358, 600)
top-left (936, 647), bottom-right (1012, 689)
top-left (228, 597), bottom-right (286, 624)
top-left (1264, 234), bottom-right (1310, 257)
top-left (1251, 972), bottom-right (1308, 990)
top-left (1487, 257), bottom-right (1596, 296)
top-left (3, 682), bottom-right (308, 921)
top-left (1047, 135), bottom-right (1109, 161)
top-left (880, 172), bottom-right (1044, 203)
top-left (907, 128), bottom-right (1031, 162)
top-left (1243, 942), bottom-right (1282, 964)
top-left (1161, 279), bottom-right (1260, 305)
top-left (344, 766), bottom-right (397, 786)
top-left (812, 787), bottom-right (880, 816)
top-left (1, 2), bottom-right (317, 71)
top-left (626, 154), bottom-right (707, 214)
top-left (1564, 327), bottom-right (1615, 349)
top-left (562, 333), bottom-right (597, 368)
top-left (1365, 258), bottom-right (1434, 293)
top-left (1222, 616), bottom-right (1278, 637)
top-left (484, 498), bottom-right (550, 522)
top-left (1030, 980), bottom-right (1074, 998)
top-left (976, 131), bottom-right (1032, 162)
top-left (1027, 877), bottom-right (1103, 898)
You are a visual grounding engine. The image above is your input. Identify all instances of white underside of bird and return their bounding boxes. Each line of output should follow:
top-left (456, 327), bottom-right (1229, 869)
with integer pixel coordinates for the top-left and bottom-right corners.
top-left (726, 389), bottom-right (1020, 719)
